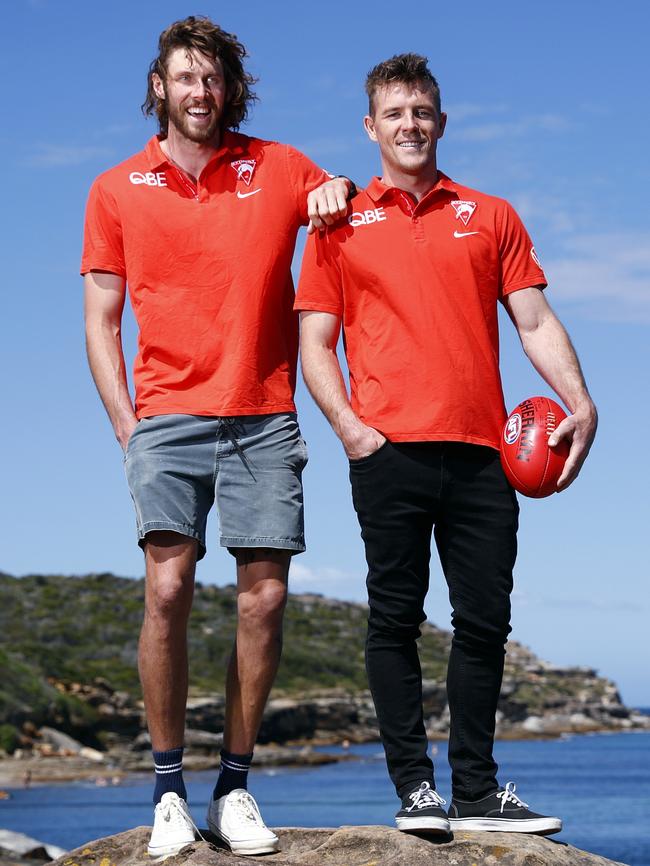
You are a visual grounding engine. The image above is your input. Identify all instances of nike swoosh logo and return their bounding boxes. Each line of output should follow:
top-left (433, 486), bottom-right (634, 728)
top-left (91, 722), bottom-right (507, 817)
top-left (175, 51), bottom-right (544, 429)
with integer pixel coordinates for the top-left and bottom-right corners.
top-left (454, 230), bottom-right (479, 238)
top-left (237, 188), bottom-right (262, 199)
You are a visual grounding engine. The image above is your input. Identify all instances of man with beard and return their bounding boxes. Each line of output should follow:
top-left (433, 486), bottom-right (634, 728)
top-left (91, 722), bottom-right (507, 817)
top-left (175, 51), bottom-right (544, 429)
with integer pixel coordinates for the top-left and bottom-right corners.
top-left (297, 53), bottom-right (596, 836)
top-left (81, 16), bottom-right (352, 858)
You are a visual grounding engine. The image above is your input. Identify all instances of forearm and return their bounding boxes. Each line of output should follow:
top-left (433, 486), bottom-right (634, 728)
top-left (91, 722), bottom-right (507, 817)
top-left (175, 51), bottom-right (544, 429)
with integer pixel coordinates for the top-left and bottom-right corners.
top-left (301, 342), bottom-right (383, 458)
top-left (510, 293), bottom-right (597, 488)
top-left (85, 314), bottom-right (137, 446)
top-left (519, 313), bottom-right (596, 416)
top-left (302, 342), bottom-right (360, 442)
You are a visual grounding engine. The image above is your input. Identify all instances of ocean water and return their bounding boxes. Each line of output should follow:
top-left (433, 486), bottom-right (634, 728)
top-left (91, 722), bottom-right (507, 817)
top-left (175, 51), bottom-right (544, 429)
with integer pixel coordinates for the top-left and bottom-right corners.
top-left (1, 732), bottom-right (648, 865)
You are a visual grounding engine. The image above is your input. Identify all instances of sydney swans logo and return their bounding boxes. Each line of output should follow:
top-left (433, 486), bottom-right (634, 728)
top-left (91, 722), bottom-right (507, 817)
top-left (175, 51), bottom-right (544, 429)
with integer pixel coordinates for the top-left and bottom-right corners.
top-left (451, 200), bottom-right (477, 226)
top-left (231, 159), bottom-right (256, 186)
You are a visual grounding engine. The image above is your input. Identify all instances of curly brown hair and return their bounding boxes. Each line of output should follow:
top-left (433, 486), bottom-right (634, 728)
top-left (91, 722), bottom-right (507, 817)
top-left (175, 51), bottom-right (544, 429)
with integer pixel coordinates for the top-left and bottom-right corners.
top-left (142, 16), bottom-right (257, 135)
top-left (365, 53), bottom-right (441, 117)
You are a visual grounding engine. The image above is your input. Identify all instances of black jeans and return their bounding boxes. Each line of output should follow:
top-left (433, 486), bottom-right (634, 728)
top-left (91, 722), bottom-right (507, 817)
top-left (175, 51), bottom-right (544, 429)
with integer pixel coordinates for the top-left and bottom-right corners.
top-left (349, 441), bottom-right (519, 801)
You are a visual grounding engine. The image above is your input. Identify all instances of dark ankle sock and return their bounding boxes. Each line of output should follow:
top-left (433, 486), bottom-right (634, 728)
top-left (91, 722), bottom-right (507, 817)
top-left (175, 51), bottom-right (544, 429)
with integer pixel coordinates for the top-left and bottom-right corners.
top-left (213, 749), bottom-right (253, 800)
top-left (152, 746), bottom-right (187, 805)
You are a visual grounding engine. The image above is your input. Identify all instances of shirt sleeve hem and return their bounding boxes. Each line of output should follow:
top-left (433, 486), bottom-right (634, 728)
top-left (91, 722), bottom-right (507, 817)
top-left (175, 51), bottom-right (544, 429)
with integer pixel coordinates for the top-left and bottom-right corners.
top-left (80, 262), bottom-right (127, 278)
top-left (502, 276), bottom-right (547, 296)
top-left (293, 300), bottom-right (343, 315)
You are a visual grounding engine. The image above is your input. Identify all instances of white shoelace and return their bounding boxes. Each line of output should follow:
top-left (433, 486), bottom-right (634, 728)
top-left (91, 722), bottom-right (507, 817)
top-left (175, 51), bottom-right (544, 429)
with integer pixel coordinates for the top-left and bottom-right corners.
top-left (230, 791), bottom-right (267, 826)
top-left (159, 796), bottom-right (204, 841)
top-left (406, 782), bottom-right (447, 812)
top-left (496, 781), bottom-right (529, 814)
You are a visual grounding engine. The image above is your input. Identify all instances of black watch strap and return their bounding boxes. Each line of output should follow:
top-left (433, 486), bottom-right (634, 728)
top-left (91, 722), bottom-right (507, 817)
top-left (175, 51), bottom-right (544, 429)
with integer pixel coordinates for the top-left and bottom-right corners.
top-left (336, 175), bottom-right (357, 201)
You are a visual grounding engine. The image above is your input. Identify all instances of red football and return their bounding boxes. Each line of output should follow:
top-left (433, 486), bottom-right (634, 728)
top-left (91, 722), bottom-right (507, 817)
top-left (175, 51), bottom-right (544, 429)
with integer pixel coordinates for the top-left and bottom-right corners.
top-left (500, 396), bottom-right (570, 498)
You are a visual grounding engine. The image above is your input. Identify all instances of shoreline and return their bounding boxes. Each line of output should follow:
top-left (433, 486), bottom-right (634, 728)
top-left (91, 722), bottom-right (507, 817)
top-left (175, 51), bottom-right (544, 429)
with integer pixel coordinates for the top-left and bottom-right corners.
top-left (1, 728), bottom-right (647, 789)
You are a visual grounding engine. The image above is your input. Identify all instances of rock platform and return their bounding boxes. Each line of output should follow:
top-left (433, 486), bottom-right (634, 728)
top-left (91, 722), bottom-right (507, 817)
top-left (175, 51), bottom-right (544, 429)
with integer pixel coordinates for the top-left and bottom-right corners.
top-left (52, 824), bottom-right (625, 866)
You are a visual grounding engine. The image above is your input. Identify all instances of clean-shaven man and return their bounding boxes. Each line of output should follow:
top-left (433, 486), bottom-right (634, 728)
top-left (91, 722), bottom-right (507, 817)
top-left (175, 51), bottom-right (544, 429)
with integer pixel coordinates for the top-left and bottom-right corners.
top-left (82, 16), bottom-right (353, 858)
top-left (297, 53), bottom-right (596, 836)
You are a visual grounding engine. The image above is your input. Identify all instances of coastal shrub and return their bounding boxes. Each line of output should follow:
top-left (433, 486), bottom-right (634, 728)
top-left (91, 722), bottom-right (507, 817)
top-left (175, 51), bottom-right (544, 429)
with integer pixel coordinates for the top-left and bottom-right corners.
top-left (0, 723), bottom-right (20, 754)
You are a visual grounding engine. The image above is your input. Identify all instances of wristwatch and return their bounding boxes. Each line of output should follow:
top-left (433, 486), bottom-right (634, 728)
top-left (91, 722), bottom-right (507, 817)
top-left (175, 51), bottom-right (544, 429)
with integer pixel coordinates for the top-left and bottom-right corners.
top-left (336, 175), bottom-right (358, 201)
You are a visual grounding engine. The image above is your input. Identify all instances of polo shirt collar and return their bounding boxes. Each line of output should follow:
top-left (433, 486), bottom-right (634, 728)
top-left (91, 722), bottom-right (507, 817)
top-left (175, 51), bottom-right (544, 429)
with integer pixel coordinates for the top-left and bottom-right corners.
top-left (143, 130), bottom-right (247, 170)
top-left (366, 171), bottom-right (458, 203)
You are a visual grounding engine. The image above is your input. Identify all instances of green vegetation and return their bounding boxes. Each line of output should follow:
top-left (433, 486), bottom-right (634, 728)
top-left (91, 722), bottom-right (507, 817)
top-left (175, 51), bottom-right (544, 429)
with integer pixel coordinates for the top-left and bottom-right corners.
top-left (0, 644), bottom-right (61, 722)
top-left (0, 572), bottom-right (449, 698)
top-left (2, 572), bottom-right (454, 699)
top-left (0, 572), bottom-right (613, 726)
top-left (0, 723), bottom-right (20, 753)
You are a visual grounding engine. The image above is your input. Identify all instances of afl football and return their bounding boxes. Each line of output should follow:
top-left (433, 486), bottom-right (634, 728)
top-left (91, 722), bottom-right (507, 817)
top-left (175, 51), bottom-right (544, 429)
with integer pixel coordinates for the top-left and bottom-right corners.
top-left (501, 396), bottom-right (570, 498)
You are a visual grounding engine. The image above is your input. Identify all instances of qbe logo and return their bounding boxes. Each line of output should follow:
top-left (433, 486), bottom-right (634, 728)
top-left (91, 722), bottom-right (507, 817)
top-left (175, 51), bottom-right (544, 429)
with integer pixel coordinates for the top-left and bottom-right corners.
top-left (129, 171), bottom-right (167, 187)
top-left (348, 207), bottom-right (387, 227)
top-left (504, 413), bottom-right (522, 445)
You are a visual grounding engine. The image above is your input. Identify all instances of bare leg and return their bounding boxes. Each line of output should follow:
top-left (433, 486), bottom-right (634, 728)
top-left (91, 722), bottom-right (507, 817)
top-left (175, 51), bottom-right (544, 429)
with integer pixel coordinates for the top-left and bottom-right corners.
top-left (138, 531), bottom-right (198, 750)
top-left (223, 548), bottom-right (290, 754)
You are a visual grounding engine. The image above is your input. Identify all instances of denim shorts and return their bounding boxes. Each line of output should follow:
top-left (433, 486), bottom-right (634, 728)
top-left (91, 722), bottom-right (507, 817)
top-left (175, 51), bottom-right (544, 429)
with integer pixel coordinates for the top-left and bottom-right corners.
top-left (123, 413), bottom-right (308, 560)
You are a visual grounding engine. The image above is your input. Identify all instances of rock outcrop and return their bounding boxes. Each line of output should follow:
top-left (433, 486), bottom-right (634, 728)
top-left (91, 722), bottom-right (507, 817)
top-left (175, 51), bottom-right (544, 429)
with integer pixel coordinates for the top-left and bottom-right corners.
top-left (0, 829), bottom-right (65, 864)
top-left (50, 825), bottom-right (625, 866)
top-left (1, 573), bottom-right (647, 766)
top-left (39, 672), bottom-right (650, 750)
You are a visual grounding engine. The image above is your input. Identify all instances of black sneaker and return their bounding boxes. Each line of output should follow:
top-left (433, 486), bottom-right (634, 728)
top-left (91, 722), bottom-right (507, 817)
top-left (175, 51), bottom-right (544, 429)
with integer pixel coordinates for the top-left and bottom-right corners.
top-left (448, 782), bottom-right (562, 835)
top-left (395, 781), bottom-right (451, 834)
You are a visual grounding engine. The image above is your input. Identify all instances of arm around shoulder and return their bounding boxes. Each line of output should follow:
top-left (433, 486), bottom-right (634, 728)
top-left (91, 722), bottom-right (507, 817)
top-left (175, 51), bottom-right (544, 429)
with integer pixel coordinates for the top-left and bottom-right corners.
top-left (306, 177), bottom-right (355, 235)
top-left (503, 286), bottom-right (598, 490)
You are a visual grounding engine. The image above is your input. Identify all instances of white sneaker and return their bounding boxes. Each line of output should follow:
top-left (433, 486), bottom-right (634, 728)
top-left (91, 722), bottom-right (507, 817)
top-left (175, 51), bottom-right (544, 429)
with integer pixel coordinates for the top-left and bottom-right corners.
top-left (147, 792), bottom-right (198, 858)
top-left (206, 789), bottom-right (279, 855)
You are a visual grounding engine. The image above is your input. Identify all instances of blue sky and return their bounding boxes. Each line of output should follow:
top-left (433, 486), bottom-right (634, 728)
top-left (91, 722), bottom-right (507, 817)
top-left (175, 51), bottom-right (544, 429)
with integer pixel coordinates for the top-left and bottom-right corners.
top-left (1, 0), bottom-right (648, 704)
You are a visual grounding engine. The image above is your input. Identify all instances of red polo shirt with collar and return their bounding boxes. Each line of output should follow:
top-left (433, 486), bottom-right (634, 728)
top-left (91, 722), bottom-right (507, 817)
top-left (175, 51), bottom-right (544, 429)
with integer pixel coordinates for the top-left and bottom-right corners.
top-left (295, 173), bottom-right (547, 450)
top-left (81, 132), bottom-right (328, 418)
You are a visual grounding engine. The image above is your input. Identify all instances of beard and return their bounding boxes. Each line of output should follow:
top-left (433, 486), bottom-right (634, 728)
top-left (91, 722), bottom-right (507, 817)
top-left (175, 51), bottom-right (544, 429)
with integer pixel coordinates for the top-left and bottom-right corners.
top-left (164, 93), bottom-right (221, 144)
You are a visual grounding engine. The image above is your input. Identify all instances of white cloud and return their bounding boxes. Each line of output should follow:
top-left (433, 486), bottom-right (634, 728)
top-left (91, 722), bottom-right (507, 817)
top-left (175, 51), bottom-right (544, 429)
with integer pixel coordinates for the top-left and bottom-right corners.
top-left (452, 113), bottom-right (572, 142)
top-left (289, 562), bottom-right (365, 601)
top-left (513, 590), bottom-right (641, 613)
top-left (445, 101), bottom-right (508, 122)
top-left (97, 123), bottom-right (134, 138)
top-left (294, 136), bottom-right (356, 157)
top-left (24, 144), bottom-right (114, 167)
top-left (510, 192), bottom-right (578, 234)
top-left (544, 232), bottom-right (650, 322)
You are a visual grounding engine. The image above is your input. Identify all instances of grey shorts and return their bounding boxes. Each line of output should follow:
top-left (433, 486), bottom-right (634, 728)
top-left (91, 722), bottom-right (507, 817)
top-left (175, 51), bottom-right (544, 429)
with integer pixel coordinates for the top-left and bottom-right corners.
top-left (123, 413), bottom-right (308, 560)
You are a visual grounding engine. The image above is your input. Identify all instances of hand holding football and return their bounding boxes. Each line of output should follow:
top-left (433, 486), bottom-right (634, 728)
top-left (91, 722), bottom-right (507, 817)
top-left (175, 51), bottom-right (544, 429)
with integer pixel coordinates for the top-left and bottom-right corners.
top-left (501, 396), bottom-right (570, 498)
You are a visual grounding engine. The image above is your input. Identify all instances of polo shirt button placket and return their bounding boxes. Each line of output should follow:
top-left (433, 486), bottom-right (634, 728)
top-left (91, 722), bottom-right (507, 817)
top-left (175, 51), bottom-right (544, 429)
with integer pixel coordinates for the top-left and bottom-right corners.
top-left (411, 213), bottom-right (425, 242)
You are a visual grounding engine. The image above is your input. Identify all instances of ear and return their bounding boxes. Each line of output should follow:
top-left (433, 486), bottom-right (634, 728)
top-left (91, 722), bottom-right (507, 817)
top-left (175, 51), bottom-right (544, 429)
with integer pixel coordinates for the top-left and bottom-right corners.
top-left (437, 111), bottom-right (448, 140)
top-left (363, 114), bottom-right (377, 142)
top-left (152, 72), bottom-right (165, 102)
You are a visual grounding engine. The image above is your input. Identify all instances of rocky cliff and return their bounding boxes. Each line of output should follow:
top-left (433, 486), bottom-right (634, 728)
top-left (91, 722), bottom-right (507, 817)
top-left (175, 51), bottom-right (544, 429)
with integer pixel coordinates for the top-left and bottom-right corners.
top-left (0, 572), bottom-right (647, 771)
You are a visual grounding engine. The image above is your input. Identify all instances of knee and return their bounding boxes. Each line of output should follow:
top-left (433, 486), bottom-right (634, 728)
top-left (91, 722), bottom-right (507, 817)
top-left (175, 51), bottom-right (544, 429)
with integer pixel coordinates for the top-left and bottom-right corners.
top-left (238, 581), bottom-right (288, 634)
top-left (451, 611), bottom-right (511, 654)
top-left (367, 603), bottom-right (424, 645)
top-left (146, 573), bottom-right (194, 623)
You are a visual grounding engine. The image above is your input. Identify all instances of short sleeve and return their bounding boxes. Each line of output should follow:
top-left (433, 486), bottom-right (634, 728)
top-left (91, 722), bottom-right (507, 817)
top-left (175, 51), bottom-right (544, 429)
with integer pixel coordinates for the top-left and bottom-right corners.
top-left (295, 230), bottom-right (344, 316)
top-left (285, 146), bottom-right (330, 225)
top-left (497, 201), bottom-right (547, 297)
top-left (80, 178), bottom-right (126, 277)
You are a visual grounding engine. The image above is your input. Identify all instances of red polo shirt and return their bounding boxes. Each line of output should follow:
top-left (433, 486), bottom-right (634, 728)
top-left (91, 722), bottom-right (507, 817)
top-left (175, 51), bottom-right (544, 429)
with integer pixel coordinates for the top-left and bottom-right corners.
top-left (81, 132), bottom-right (328, 418)
top-left (295, 173), bottom-right (547, 450)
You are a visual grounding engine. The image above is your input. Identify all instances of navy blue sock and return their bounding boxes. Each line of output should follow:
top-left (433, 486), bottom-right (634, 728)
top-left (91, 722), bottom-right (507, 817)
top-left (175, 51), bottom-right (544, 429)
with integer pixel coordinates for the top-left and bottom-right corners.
top-left (213, 749), bottom-right (253, 800)
top-left (152, 746), bottom-right (187, 805)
